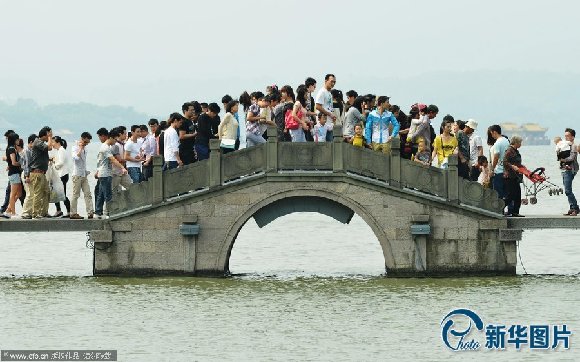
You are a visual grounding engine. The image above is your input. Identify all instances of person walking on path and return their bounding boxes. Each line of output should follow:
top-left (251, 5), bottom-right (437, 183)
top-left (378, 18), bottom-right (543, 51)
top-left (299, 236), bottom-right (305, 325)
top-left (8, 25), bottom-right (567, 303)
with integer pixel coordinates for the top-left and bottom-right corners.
top-left (28, 126), bottom-right (53, 219)
top-left (3, 132), bottom-right (22, 218)
top-left (69, 132), bottom-right (94, 220)
top-left (52, 136), bottom-right (72, 217)
top-left (503, 136), bottom-right (525, 217)
top-left (489, 125), bottom-right (510, 202)
top-left (560, 128), bottom-right (579, 216)
top-left (19, 134), bottom-right (36, 219)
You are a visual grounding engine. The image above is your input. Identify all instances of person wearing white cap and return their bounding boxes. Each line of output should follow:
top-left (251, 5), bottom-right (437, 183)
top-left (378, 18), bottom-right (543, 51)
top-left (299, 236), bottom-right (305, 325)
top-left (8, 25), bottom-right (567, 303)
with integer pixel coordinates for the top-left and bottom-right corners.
top-left (464, 119), bottom-right (483, 181)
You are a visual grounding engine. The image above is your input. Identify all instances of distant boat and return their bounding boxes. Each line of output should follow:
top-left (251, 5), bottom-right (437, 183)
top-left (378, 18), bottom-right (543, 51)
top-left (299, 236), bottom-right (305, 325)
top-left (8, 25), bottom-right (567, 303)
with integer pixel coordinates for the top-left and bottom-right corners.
top-left (500, 122), bottom-right (550, 146)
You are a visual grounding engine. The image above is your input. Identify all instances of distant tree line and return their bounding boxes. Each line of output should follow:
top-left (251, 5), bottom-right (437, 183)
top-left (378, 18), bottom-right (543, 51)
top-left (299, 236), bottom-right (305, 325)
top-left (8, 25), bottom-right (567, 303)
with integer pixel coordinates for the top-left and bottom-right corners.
top-left (0, 98), bottom-right (148, 138)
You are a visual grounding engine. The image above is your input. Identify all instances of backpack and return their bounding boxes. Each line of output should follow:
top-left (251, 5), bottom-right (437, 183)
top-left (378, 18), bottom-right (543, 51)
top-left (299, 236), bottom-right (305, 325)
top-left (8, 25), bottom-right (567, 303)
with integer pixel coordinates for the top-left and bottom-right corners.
top-left (285, 107), bottom-right (301, 130)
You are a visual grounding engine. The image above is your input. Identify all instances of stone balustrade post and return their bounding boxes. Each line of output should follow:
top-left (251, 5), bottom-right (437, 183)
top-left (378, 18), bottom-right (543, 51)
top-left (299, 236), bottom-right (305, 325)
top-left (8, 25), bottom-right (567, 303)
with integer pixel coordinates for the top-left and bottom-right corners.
top-left (152, 156), bottom-right (164, 204)
top-left (389, 137), bottom-right (401, 188)
top-left (266, 126), bottom-right (278, 173)
top-left (447, 154), bottom-right (459, 203)
top-left (209, 139), bottom-right (222, 189)
top-left (332, 125), bottom-right (344, 173)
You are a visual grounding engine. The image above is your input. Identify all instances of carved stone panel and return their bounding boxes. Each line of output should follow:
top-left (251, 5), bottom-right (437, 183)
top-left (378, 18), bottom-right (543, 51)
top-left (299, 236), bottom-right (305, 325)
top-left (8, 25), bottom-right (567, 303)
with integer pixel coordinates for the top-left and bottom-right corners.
top-left (459, 178), bottom-right (504, 213)
top-left (344, 146), bottom-right (390, 181)
top-left (401, 160), bottom-right (447, 198)
top-left (222, 144), bottom-right (265, 182)
top-left (278, 143), bottom-right (332, 170)
top-left (164, 160), bottom-right (209, 198)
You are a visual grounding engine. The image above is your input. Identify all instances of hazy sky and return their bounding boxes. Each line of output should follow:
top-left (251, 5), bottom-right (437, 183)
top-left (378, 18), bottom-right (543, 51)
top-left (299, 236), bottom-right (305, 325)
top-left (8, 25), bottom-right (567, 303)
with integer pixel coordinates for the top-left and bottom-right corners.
top-left (1, 0), bottom-right (579, 114)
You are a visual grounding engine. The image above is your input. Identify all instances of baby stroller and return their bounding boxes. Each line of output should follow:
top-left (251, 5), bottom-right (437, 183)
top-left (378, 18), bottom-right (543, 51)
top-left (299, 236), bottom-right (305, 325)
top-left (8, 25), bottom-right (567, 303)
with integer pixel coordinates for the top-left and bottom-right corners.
top-left (517, 166), bottom-right (563, 205)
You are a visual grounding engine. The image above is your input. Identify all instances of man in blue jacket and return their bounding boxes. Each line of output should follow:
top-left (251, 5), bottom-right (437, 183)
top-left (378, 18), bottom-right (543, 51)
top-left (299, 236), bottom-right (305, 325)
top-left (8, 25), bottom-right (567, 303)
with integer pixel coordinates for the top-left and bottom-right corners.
top-left (365, 96), bottom-right (400, 154)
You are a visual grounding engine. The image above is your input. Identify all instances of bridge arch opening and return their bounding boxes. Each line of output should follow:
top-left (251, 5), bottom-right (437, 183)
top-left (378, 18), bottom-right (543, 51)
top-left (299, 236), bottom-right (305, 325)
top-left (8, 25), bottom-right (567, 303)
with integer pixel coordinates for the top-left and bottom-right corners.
top-left (223, 191), bottom-right (395, 277)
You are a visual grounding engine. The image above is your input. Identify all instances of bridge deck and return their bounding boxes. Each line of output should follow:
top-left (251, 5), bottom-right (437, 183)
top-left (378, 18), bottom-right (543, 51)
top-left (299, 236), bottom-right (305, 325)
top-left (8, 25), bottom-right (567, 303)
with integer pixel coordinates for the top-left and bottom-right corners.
top-left (0, 219), bottom-right (105, 232)
top-left (507, 215), bottom-right (580, 229)
top-left (1, 216), bottom-right (578, 232)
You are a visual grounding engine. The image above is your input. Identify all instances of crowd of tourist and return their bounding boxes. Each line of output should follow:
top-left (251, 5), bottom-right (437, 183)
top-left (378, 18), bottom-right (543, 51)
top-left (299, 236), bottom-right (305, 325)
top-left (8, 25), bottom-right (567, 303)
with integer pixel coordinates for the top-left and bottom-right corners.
top-left (1, 74), bottom-right (578, 219)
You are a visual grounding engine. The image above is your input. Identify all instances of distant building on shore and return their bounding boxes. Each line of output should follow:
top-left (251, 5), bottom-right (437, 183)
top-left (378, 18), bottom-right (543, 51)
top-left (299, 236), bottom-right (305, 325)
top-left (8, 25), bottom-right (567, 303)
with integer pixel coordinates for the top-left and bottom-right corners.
top-left (500, 122), bottom-right (550, 145)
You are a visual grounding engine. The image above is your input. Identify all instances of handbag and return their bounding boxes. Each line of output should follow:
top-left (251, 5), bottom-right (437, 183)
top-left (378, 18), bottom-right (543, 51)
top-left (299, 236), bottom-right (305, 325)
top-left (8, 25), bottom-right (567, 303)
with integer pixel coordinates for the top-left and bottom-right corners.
top-left (285, 109), bottom-right (301, 130)
top-left (46, 164), bottom-right (66, 203)
top-left (220, 138), bottom-right (236, 149)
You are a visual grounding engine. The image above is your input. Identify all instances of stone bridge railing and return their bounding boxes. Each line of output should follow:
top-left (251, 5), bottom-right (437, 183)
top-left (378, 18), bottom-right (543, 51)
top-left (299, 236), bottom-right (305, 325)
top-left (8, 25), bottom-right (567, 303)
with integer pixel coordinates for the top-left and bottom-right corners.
top-left (108, 126), bottom-right (504, 215)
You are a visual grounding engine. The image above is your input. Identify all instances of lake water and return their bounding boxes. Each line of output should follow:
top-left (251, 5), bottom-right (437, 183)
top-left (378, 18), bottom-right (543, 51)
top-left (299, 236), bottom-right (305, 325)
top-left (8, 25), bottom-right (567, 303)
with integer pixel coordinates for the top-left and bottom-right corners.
top-left (0, 143), bottom-right (579, 361)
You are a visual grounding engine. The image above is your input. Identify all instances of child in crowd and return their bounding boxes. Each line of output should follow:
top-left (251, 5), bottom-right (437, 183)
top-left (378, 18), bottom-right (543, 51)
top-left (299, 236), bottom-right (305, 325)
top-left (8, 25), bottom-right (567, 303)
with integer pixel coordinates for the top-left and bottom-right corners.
top-left (259, 97), bottom-right (272, 126)
top-left (413, 140), bottom-right (431, 166)
top-left (477, 155), bottom-right (491, 188)
top-left (350, 123), bottom-right (368, 148)
top-left (257, 95), bottom-right (275, 138)
top-left (312, 113), bottom-right (333, 142)
top-left (407, 103), bottom-right (427, 145)
top-left (554, 136), bottom-right (573, 170)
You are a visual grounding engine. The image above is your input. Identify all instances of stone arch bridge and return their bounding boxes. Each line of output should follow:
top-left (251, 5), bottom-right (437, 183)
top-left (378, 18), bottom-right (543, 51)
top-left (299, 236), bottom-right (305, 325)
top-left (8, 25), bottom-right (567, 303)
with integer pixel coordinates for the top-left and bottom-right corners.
top-left (84, 126), bottom-right (520, 276)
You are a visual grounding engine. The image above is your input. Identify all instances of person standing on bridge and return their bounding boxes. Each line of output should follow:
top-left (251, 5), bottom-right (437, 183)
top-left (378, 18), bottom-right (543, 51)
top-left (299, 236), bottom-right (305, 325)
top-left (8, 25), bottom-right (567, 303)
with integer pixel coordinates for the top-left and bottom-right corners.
top-left (179, 102), bottom-right (197, 165)
top-left (164, 113), bottom-right (184, 170)
top-left (464, 119), bottom-right (483, 181)
top-left (364, 96), bottom-right (400, 154)
top-left (141, 119), bottom-right (158, 181)
top-left (503, 136), bottom-right (524, 217)
top-left (52, 136), bottom-right (72, 218)
top-left (453, 119), bottom-right (470, 179)
top-left (245, 92), bottom-right (268, 147)
top-left (489, 125), bottom-right (510, 203)
top-left (221, 95), bottom-right (241, 150)
top-left (28, 126), bottom-right (53, 219)
top-left (69, 132), bottom-right (94, 220)
top-left (431, 116), bottom-right (457, 168)
top-left (343, 96), bottom-right (366, 143)
top-left (19, 134), bottom-right (36, 219)
top-left (408, 104), bottom-right (438, 154)
top-left (560, 128), bottom-right (579, 216)
top-left (315, 74), bottom-right (338, 142)
top-left (111, 127), bottom-right (132, 193)
top-left (3, 132), bottom-right (22, 219)
top-left (218, 100), bottom-right (239, 154)
top-left (124, 125), bottom-right (144, 184)
top-left (95, 128), bottom-right (127, 219)
top-left (195, 103), bottom-right (221, 161)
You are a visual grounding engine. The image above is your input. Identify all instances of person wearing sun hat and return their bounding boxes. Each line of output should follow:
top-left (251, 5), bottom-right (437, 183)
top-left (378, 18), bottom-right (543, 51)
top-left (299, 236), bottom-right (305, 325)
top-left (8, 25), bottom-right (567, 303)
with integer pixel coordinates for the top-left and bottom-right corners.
top-left (464, 119), bottom-right (484, 181)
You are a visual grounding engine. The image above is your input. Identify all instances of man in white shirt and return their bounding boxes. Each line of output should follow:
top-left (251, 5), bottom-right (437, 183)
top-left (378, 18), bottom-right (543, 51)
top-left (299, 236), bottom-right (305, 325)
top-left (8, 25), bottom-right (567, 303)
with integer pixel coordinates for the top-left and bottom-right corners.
top-left (69, 132), bottom-right (94, 220)
top-left (464, 119), bottom-right (484, 181)
top-left (124, 125), bottom-right (144, 183)
top-left (315, 74), bottom-right (337, 142)
top-left (141, 119), bottom-right (158, 181)
top-left (489, 124), bottom-right (510, 203)
top-left (95, 128), bottom-right (127, 219)
top-left (111, 126), bottom-right (133, 193)
top-left (164, 113), bottom-right (184, 170)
